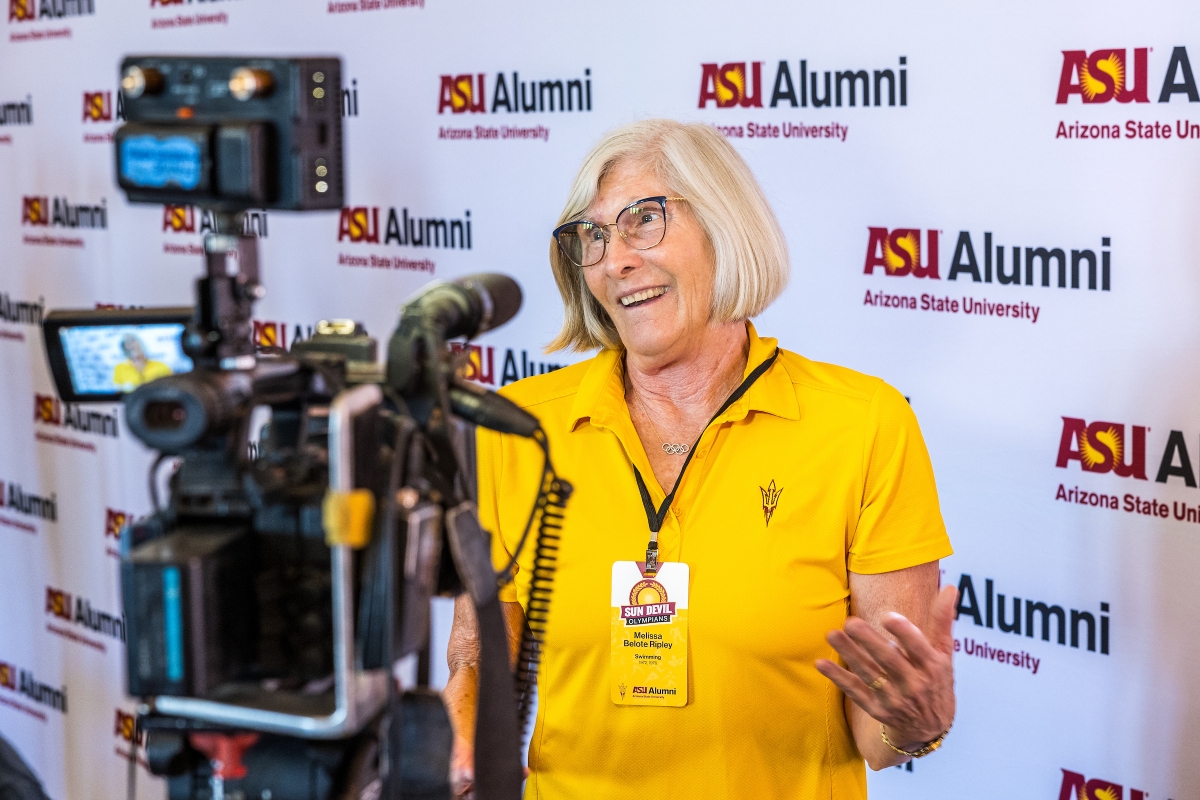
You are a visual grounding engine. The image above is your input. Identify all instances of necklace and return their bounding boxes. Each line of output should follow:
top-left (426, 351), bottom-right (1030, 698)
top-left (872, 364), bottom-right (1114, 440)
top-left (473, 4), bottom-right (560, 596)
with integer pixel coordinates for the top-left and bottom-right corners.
top-left (632, 390), bottom-right (696, 456)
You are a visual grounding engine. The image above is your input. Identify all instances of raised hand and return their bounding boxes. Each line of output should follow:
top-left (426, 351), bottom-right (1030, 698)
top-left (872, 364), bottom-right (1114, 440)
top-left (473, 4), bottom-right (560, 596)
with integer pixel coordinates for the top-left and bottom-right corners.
top-left (816, 584), bottom-right (957, 756)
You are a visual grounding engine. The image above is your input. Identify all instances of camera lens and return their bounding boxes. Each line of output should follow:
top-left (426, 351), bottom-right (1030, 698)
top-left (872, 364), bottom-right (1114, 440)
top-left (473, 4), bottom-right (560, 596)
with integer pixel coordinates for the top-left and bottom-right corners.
top-left (144, 400), bottom-right (187, 430)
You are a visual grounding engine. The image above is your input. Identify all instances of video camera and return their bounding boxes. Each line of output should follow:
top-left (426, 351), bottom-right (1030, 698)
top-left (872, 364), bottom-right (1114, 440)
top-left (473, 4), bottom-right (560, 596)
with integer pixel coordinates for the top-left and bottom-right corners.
top-left (42, 56), bottom-right (567, 800)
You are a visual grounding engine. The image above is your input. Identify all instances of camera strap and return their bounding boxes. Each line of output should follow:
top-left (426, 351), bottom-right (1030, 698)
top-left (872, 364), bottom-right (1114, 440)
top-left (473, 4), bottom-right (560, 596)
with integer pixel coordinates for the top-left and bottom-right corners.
top-left (631, 348), bottom-right (779, 573)
top-left (445, 502), bottom-right (524, 800)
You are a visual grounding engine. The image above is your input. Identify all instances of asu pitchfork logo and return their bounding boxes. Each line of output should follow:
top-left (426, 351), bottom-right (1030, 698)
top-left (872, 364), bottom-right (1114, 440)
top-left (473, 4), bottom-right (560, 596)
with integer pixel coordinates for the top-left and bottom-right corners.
top-left (760, 480), bottom-right (782, 526)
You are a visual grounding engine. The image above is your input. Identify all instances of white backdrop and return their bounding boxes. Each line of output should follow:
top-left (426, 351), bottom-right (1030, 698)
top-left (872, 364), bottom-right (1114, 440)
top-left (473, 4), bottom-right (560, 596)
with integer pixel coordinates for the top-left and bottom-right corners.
top-left (3, 1), bottom-right (1200, 798)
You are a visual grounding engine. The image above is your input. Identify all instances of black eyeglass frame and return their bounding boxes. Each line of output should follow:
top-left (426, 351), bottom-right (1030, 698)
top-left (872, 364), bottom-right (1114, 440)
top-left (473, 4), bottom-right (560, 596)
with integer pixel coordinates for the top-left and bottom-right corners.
top-left (552, 196), bottom-right (688, 268)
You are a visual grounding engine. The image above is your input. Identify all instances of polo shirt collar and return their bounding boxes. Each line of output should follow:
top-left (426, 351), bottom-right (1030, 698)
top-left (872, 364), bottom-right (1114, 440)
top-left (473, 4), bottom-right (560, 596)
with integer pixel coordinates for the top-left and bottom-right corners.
top-left (567, 321), bottom-right (799, 434)
top-left (736, 321), bottom-right (800, 422)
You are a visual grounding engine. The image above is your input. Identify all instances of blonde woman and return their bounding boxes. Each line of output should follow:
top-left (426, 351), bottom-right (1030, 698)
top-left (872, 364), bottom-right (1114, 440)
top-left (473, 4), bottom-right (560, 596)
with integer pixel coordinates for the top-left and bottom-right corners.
top-left (445, 119), bottom-right (956, 799)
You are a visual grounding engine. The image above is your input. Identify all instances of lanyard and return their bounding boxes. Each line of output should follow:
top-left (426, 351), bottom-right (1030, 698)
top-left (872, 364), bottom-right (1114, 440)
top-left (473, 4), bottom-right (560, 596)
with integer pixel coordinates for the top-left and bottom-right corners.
top-left (632, 348), bottom-right (779, 575)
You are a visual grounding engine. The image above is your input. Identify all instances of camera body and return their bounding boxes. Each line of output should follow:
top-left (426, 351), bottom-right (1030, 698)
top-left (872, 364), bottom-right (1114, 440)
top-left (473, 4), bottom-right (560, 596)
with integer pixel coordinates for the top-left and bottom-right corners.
top-left (115, 55), bottom-right (343, 211)
top-left (120, 323), bottom-right (386, 702)
top-left (41, 54), bottom-right (546, 800)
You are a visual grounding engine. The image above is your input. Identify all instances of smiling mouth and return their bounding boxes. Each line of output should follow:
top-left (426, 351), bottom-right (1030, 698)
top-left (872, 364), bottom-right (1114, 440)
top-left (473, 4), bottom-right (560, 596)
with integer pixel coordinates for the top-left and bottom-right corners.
top-left (619, 287), bottom-right (668, 308)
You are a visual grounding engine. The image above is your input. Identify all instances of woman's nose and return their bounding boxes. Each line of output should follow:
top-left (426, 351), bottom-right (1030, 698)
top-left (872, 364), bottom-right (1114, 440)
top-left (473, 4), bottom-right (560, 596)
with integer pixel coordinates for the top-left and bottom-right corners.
top-left (599, 228), bottom-right (642, 275)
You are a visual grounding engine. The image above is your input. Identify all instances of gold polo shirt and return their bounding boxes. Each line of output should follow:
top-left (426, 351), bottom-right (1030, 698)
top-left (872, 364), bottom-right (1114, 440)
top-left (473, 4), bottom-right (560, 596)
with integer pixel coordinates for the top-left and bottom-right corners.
top-left (477, 323), bottom-right (952, 799)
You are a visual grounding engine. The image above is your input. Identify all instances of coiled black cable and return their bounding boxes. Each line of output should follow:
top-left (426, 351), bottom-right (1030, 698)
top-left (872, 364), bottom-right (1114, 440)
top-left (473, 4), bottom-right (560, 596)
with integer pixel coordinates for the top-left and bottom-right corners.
top-left (510, 429), bottom-right (572, 737)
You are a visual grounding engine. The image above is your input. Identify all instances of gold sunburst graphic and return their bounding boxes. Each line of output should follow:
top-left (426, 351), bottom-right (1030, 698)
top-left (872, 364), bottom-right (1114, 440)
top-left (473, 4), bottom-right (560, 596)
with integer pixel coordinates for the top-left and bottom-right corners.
top-left (1081, 52), bottom-right (1125, 100)
top-left (883, 231), bottom-right (920, 274)
top-left (452, 76), bottom-right (474, 110)
top-left (1092, 787), bottom-right (1120, 800)
top-left (717, 65), bottom-right (745, 105)
top-left (760, 480), bottom-right (783, 526)
top-left (629, 579), bottom-right (668, 606)
top-left (1080, 426), bottom-right (1122, 469)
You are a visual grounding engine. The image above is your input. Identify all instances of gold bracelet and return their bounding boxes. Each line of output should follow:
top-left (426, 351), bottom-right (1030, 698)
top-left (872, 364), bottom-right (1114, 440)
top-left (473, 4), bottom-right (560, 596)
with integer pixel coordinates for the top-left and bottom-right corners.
top-left (880, 722), bottom-right (952, 759)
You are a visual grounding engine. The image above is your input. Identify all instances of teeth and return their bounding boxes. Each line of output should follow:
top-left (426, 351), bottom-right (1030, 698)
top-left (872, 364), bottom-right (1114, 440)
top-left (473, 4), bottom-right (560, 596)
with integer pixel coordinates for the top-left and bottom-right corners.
top-left (620, 287), bottom-right (666, 307)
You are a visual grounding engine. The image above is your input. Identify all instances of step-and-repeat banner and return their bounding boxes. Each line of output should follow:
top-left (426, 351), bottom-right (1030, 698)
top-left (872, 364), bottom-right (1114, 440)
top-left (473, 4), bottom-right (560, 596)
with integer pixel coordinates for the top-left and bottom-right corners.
top-left (2, 1), bottom-right (1198, 798)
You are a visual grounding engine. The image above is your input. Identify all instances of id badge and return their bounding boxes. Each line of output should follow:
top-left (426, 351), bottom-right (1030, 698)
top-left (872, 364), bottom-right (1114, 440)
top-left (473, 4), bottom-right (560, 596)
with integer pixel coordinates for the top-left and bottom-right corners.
top-left (610, 561), bottom-right (689, 707)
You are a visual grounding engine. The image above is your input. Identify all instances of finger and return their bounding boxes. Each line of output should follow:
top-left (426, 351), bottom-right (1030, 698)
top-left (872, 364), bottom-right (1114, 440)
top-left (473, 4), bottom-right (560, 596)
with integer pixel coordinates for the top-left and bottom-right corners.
top-left (451, 775), bottom-right (474, 800)
top-left (843, 617), bottom-right (919, 688)
top-left (815, 658), bottom-right (889, 719)
top-left (825, 628), bottom-right (888, 686)
top-left (930, 585), bottom-right (959, 655)
top-left (881, 612), bottom-right (941, 670)
top-left (450, 759), bottom-right (475, 799)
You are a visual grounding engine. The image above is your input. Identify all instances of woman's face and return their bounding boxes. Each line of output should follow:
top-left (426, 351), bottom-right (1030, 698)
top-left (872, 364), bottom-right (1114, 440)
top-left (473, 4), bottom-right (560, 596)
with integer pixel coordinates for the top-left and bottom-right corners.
top-left (580, 161), bottom-right (715, 361)
top-left (123, 336), bottom-right (146, 361)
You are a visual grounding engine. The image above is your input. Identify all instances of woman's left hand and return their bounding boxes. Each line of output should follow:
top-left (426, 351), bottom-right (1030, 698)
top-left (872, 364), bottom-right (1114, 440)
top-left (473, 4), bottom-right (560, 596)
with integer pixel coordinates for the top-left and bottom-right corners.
top-left (815, 584), bottom-right (957, 754)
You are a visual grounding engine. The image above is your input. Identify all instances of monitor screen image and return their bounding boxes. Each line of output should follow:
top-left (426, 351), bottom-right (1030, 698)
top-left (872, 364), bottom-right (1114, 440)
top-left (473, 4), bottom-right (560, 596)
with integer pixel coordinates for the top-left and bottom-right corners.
top-left (59, 323), bottom-right (192, 395)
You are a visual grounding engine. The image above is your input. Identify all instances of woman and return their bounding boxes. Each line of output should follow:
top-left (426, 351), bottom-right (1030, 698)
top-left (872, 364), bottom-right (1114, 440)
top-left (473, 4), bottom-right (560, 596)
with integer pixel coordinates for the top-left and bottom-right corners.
top-left (445, 119), bottom-right (956, 799)
top-left (112, 333), bottom-right (171, 389)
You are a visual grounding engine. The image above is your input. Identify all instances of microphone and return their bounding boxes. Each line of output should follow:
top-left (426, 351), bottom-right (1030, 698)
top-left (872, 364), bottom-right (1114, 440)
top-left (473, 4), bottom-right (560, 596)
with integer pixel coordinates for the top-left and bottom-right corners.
top-left (400, 273), bottom-right (522, 341)
top-left (449, 379), bottom-right (539, 438)
top-left (386, 274), bottom-right (534, 435)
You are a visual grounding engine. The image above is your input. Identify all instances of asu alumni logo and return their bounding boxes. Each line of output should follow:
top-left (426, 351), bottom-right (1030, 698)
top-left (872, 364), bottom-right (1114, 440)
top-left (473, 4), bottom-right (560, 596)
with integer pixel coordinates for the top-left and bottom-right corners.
top-left (82, 90), bottom-right (121, 122)
top-left (105, 508), bottom-right (128, 540)
top-left (865, 228), bottom-right (939, 279)
top-left (45, 585), bottom-right (125, 645)
top-left (35, 392), bottom-right (119, 439)
top-left (6, 0), bottom-right (34, 20)
top-left (1052, 416), bottom-right (1200, 524)
top-left (0, 291), bottom-right (44, 328)
top-left (0, 659), bottom-right (67, 716)
top-left (699, 57), bottom-right (908, 109)
top-left (1056, 46), bottom-right (1200, 105)
top-left (8, 0), bottom-right (95, 22)
top-left (162, 205), bottom-right (267, 236)
top-left (0, 480), bottom-right (57, 523)
top-left (1056, 418), bottom-right (1146, 478)
top-left (438, 68), bottom-right (592, 114)
top-left (699, 63), bottom-right (764, 108)
top-left (1057, 769), bottom-right (1148, 800)
top-left (450, 341), bottom-right (567, 388)
top-left (115, 709), bottom-right (143, 745)
top-left (865, 228), bottom-right (1111, 289)
top-left (1057, 49), bottom-right (1149, 104)
top-left (22, 196), bottom-right (48, 225)
top-left (0, 95), bottom-right (33, 126)
top-left (338, 205), bottom-right (470, 249)
top-left (1055, 46), bottom-right (1200, 140)
top-left (21, 195), bottom-right (106, 228)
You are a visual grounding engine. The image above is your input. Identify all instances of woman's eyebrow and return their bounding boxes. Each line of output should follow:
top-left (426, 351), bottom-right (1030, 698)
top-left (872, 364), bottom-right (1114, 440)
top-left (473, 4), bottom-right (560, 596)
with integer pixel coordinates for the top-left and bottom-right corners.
top-left (578, 196), bottom-right (656, 223)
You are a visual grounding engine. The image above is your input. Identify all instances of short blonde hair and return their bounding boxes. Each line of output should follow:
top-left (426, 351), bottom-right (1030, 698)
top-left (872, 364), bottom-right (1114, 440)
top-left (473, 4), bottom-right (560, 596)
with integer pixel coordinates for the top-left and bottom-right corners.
top-left (547, 119), bottom-right (790, 353)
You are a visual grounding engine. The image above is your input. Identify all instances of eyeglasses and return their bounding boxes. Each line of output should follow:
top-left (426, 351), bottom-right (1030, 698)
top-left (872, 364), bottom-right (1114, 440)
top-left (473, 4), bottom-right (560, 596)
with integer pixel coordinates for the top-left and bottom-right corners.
top-left (552, 196), bottom-right (687, 268)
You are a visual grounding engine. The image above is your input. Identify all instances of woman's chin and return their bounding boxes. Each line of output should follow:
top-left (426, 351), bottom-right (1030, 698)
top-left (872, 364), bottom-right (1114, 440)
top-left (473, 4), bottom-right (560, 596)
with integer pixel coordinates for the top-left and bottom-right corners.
top-left (619, 328), bottom-right (686, 363)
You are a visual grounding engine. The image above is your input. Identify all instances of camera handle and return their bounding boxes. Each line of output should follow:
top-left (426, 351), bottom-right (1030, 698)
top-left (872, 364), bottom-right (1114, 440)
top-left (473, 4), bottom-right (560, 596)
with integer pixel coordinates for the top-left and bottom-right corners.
top-left (185, 209), bottom-right (262, 372)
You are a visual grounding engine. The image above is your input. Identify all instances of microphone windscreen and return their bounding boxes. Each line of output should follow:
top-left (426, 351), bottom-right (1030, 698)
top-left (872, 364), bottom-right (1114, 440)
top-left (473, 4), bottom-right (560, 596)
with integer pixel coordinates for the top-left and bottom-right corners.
top-left (457, 273), bottom-right (522, 334)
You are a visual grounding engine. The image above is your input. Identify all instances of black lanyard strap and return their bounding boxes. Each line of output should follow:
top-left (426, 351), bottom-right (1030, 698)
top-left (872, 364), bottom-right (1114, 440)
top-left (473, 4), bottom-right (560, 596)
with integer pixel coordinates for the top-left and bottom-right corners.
top-left (631, 348), bottom-right (779, 571)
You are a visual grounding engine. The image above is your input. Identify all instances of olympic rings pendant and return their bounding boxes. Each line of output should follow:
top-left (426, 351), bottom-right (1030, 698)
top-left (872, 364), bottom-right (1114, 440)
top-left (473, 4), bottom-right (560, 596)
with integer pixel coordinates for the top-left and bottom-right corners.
top-left (662, 443), bottom-right (690, 456)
